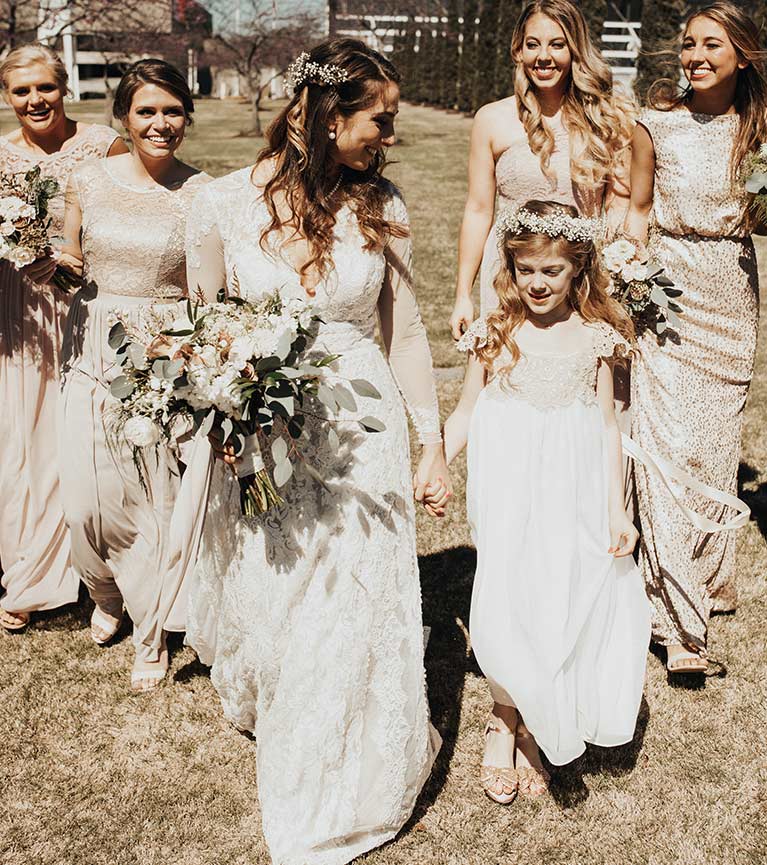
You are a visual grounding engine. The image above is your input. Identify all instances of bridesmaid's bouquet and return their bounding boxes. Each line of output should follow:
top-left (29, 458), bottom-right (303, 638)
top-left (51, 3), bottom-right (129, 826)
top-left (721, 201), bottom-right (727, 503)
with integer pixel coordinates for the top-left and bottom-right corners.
top-left (107, 289), bottom-right (385, 516)
top-left (602, 238), bottom-right (682, 342)
top-left (0, 166), bottom-right (79, 291)
top-left (743, 143), bottom-right (767, 224)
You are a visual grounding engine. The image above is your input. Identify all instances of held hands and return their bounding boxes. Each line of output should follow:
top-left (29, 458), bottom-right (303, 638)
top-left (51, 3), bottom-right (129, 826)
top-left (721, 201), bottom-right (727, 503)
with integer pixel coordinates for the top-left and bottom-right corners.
top-left (20, 254), bottom-right (57, 285)
top-left (209, 434), bottom-right (239, 475)
top-left (449, 295), bottom-right (474, 341)
top-left (413, 442), bottom-right (452, 518)
top-left (608, 509), bottom-right (639, 557)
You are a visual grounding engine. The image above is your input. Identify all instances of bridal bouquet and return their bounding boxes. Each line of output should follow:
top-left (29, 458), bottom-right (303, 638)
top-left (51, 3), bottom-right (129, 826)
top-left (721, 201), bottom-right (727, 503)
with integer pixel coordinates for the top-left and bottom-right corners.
top-left (0, 166), bottom-right (79, 291)
top-left (743, 143), bottom-right (767, 224)
top-left (107, 289), bottom-right (385, 516)
top-left (602, 238), bottom-right (682, 341)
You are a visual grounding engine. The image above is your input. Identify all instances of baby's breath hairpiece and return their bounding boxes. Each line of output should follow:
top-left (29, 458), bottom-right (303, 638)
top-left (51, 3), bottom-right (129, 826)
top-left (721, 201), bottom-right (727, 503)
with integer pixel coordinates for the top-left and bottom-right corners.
top-left (495, 206), bottom-right (601, 245)
top-left (286, 52), bottom-right (350, 91)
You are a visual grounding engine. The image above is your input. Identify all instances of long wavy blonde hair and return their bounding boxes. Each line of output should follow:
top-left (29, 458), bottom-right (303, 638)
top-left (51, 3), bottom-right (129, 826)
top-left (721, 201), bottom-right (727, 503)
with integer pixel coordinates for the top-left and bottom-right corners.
top-left (256, 38), bottom-right (406, 282)
top-left (475, 200), bottom-right (635, 374)
top-left (510, 0), bottom-right (636, 195)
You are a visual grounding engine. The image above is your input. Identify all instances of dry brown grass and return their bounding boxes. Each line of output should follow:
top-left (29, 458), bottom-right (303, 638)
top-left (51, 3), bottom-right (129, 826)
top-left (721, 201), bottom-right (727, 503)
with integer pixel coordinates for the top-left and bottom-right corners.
top-left (1, 100), bottom-right (766, 865)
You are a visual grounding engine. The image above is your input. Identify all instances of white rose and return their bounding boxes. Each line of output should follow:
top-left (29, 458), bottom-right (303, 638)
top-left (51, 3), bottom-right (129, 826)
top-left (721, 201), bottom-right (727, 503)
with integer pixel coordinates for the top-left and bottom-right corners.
top-left (228, 335), bottom-right (255, 370)
top-left (0, 195), bottom-right (26, 219)
top-left (124, 416), bottom-right (161, 448)
top-left (606, 239), bottom-right (636, 261)
top-left (621, 260), bottom-right (649, 283)
top-left (0, 221), bottom-right (16, 237)
top-left (7, 245), bottom-right (36, 268)
top-left (0, 237), bottom-right (9, 258)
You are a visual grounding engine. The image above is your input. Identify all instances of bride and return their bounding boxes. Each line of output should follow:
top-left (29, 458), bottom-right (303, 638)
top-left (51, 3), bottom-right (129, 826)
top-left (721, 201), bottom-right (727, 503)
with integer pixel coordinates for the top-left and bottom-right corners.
top-left (184, 39), bottom-right (449, 865)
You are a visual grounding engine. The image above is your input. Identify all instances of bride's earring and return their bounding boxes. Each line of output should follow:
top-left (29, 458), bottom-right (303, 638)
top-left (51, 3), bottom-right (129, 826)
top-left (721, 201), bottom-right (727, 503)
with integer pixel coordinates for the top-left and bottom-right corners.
top-left (329, 130), bottom-right (336, 140)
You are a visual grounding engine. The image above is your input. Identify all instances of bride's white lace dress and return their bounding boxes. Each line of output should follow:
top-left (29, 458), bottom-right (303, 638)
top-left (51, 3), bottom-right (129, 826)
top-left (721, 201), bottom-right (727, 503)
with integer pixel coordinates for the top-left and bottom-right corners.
top-left (184, 168), bottom-right (441, 865)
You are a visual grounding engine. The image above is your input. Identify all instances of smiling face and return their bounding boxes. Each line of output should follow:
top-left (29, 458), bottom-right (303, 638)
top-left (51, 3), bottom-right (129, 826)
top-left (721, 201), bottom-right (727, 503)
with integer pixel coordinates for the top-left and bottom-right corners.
top-left (329, 80), bottom-right (399, 172)
top-left (519, 13), bottom-right (572, 98)
top-left (681, 15), bottom-right (747, 94)
top-left (121, 82), bottom-right (188, 160)
top-left (5, 63), bottom-right (66, 138)
top-left (513, 246), bottom-right (578, 319)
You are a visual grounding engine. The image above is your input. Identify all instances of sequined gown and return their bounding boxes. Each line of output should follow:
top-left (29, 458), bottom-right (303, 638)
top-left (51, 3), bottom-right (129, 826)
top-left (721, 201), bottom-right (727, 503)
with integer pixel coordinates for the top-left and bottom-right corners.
top-left (184, 169), bottom-right (441, 865)
top-left (0, 124), bottom-right (118, 615)
top-left (632, 109), bottom-right (759, 652)
top-left (458, 317), bottom-right (650, 765)
top-left (59, 159), bottom-right (210, 662)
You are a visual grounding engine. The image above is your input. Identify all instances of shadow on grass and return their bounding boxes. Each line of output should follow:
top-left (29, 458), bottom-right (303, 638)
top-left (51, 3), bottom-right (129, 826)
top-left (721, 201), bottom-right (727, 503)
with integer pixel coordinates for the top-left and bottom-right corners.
top-left (408, 545), bottom-right (476, 824)
top-left (738, 461), bottom-right (767, 539)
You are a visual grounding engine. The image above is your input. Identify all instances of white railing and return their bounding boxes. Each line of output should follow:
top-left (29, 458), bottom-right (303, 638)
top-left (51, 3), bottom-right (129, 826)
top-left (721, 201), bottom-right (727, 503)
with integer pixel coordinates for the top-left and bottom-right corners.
top-left (602, 20), bottom-right (642, 83)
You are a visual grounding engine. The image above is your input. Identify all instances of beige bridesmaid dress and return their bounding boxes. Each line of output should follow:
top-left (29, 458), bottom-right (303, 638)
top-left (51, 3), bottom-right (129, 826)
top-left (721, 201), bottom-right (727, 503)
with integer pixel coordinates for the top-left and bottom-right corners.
top-left (0, 124), bottom-right (119, 619)
top-left (59, 159), bottom-right (210, 663)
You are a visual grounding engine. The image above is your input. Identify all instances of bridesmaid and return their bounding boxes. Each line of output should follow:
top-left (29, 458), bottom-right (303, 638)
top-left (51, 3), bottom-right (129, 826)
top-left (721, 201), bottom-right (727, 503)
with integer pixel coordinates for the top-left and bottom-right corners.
top-left (0, 44), bottom-right (126, 631)
top-left (449, 0), bottom-right (635, 335)
top-left (59, 59), bottom-right (210, 690)
top-left (625, 1), bottom-right (767, 674)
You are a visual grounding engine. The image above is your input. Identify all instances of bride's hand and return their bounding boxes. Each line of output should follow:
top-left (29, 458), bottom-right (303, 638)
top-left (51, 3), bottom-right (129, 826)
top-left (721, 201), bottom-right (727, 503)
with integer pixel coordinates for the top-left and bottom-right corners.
top-left (209, 435), bottom-right (239, 475)
top-left (413, 442), bottom-right (451, 517)
top-left (608, 510), bottom-right (639, 557)
top-left (449, 295), bottom-right (474, 341)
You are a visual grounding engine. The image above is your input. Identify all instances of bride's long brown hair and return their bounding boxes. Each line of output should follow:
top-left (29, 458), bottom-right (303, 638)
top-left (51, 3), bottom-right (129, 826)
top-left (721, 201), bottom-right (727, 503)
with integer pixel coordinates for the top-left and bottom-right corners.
top-left (256, 38), bottom-right (406, 281)
top-left (475, 200), bottom-right (634, 373)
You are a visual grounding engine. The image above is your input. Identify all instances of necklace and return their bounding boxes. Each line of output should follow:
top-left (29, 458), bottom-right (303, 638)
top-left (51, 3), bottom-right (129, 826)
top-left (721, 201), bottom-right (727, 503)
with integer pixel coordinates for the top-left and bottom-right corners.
top-left (328, 174), bottom-right (342, 197)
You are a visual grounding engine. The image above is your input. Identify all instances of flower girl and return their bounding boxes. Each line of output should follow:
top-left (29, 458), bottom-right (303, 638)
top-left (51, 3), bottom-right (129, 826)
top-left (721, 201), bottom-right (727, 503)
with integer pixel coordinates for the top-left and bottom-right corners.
top-left (432, 200), bottom-right (651, 803)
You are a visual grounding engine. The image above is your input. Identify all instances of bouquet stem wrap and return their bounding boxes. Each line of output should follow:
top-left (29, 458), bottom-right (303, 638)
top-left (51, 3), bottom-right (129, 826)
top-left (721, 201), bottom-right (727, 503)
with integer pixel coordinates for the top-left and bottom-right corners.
top-left (235, 433), bottom-right (283, 517)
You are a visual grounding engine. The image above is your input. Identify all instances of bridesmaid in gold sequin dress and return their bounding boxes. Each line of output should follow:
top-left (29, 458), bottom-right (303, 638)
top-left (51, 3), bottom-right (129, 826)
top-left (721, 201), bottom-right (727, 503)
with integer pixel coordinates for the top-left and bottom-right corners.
top-left (60, 61), bottom-right (209, 690)
top-left (0, 45), bottom-right (126, 631)
top-left (625, 2), bottom-right (767, 674)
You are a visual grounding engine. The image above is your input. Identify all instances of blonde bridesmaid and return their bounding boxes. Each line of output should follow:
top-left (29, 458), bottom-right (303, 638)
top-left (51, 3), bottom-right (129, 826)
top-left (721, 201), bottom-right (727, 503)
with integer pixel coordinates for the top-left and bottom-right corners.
top-left (0, 44), bottom-right (126, 631)
top-left (59, 60), bottom-right (210, 690)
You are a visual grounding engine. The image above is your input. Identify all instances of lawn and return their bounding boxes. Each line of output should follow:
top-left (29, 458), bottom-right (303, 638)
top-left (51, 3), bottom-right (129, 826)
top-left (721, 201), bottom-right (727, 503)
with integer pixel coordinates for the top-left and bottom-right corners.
top-left (1, 98), bottom-right (766, 865)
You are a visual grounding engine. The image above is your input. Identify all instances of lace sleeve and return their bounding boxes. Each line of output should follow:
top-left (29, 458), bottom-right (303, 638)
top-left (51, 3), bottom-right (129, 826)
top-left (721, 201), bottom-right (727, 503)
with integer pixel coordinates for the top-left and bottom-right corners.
top-left (377, 190), bottom-right (442, 445)
top-left (456, 316), bottom-right (488, 355)
top-left (185, 184), bottom-right (226, 303)
top-left (592, 322), bottom-right (631, 361)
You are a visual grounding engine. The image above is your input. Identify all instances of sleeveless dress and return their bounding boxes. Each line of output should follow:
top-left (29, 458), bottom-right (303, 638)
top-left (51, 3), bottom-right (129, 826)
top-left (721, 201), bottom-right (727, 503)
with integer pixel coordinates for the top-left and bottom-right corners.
top-left (0, 124), bottom-right (119, 615)
top-left (184, 168), bottom-right (441, 865)
top-left (58, 159), bottom-right (210, 663)
top-left (632, 109), bottom-right (759, 653)
top-left (459, 317), bottom-right (651, 766)
top-left (479, 108), bottom-right (601, 313)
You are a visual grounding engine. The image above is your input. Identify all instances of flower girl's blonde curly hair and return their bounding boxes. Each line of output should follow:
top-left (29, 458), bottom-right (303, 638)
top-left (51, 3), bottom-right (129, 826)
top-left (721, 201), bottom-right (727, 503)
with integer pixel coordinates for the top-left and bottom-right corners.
top-left (510, 0), bottom-right (636, 196)
top-left (475, 200), bottom-right (635, 373)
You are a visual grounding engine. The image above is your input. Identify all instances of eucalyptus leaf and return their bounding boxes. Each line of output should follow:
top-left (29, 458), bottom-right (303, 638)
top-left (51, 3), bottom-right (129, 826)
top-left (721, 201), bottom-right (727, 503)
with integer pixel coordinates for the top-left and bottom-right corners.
top-left (317, 383), bottom-right (338, 412)
top-left (166, 359), bottom-right (184, 379)
top-left (127, 344), bottom-right (148, 370)
top-left (359, 416), bottom-right (386, 433)
top-left (269, 395), bottom-right (295, 418)
top-left (109, 375), bottom-right (135, 400)
top-left (233, 433), bottom-right (245, 456)
top-left (666, 309), bottom-right (682, 328)
top-left (650, 286), bottom-right (670, 307)
top-left (745, 171), bottom-right (767, 194)
top-left (108, 322), bottom-right (127, 350)
top-left (328, 426), bottom-right (340, 452)
top-left (653, 274), bottom-right (675, 288)
top-left (350, 379), bottom-right (382, 399)
top-left (271, 436), bottom-right (289, 463)
top-left (655, 319), bottom-right (668, 335)
top-left (273, 457), bottom-right (293, 488)
top-left (332, 384), bottom-right (357, 413)
top-left (275, 329), bottom-right (294, 361)
top-left (256, 355), bottom-right (282, 373)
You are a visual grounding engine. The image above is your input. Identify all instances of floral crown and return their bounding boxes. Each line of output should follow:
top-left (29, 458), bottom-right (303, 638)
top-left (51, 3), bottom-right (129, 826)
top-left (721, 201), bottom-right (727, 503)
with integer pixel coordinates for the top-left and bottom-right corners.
top-left (286, 52), bottom-right (349, 90)
top-left (495, 206), bottom-right (601, 245)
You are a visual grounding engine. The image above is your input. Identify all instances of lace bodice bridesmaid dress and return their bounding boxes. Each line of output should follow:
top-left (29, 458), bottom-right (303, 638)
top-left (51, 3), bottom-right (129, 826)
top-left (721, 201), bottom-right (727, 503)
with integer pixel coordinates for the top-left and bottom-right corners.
top-left (184, 168), bottom-right (441, 865)
top-left (631, 108), bottom-right (760, 654)
top-left (0, 124), bottom-right (119, 619)
top-left (58, 158), bottom-right (210, 663)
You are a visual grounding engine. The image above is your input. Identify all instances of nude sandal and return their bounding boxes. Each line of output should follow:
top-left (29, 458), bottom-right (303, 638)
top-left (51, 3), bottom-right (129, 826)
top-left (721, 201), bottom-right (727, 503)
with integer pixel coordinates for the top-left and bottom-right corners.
top-left (90, 606), bottom-right (123, 645)
top-left (130, 646), bottom-right (169, 693)
top-left (666, 645), bottom-right (708, 674)
top-left (0, 608), bottom-right (30, 631)
top-left (481, 719), bottom-right (518, 805)
top-left (515, 724), bottom-right (550, 797)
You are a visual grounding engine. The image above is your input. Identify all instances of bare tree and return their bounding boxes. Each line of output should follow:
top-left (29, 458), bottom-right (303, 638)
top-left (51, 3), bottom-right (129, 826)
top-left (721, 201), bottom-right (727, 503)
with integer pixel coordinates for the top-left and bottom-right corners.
top-left (202, 0), bottom-right (321, 136)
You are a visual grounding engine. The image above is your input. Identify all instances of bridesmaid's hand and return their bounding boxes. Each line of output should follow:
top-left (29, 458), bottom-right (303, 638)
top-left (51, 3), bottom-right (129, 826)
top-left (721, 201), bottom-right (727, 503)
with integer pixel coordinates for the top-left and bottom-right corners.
top-left (413, 443), bottom-right (452, 517)
top-left (209, 435), bottom-right (239, 475)
top-left (450, 295), bottom-right (474, 341)
top-left (56, 250), bottom-right (84, 278)
top-left (608, 511), bottom-right (639, 557)
top-left (20, 254), bottom-right (57, 285)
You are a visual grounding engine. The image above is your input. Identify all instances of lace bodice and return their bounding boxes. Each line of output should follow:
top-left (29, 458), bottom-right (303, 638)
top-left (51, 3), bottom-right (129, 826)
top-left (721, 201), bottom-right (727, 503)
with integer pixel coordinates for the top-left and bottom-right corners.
top-left (73, 160), bottom-right (210, 299)
top-left (638, 108), bottom-right (748, 238)
top-left (185, 168), bottom-right (441, 444)
top-left (0, 124), bottom-right (119, 238)
top-left (458, 317), bottom-right (629, 410)
top-left (494, 109), bottom-right (602, 218)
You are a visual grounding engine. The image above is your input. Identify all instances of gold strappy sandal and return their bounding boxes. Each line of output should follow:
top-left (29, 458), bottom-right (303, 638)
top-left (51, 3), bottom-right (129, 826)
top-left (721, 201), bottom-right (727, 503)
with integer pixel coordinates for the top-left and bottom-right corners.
top-left (481, 719), bottom-right (518, 805)
top-left (515, 723), bottom-right (550, 798)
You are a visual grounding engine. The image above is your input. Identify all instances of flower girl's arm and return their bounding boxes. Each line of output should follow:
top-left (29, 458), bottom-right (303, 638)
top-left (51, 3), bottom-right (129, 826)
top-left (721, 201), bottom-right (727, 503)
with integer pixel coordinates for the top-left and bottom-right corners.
top-left (185, 187), bottom-right (226, 303)
top-left (597, 361), bottom-right (639, 557)
top-left (443, 356), bottom-right (486, 465)
top-left (623, 123), bottom-right (655, 249)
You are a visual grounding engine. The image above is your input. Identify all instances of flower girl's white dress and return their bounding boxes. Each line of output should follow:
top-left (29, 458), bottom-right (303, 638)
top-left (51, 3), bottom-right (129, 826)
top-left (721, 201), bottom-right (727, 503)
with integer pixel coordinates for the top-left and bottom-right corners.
top-left (459, 317), bottom-right (651, 766)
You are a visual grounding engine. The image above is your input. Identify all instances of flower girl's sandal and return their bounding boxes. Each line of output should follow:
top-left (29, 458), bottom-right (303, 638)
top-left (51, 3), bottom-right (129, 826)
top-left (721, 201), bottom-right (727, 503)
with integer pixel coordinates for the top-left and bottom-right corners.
top-left (0, 608), bottom-right (30, 631)
top-left (481, 720), bottom-right (518, 805)
top-left (666, 645), bottom-right (708, 674)
top-left (90, 606), bottom-right (123, 646)
top-left (130, 648), bottom-right (168, 693)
